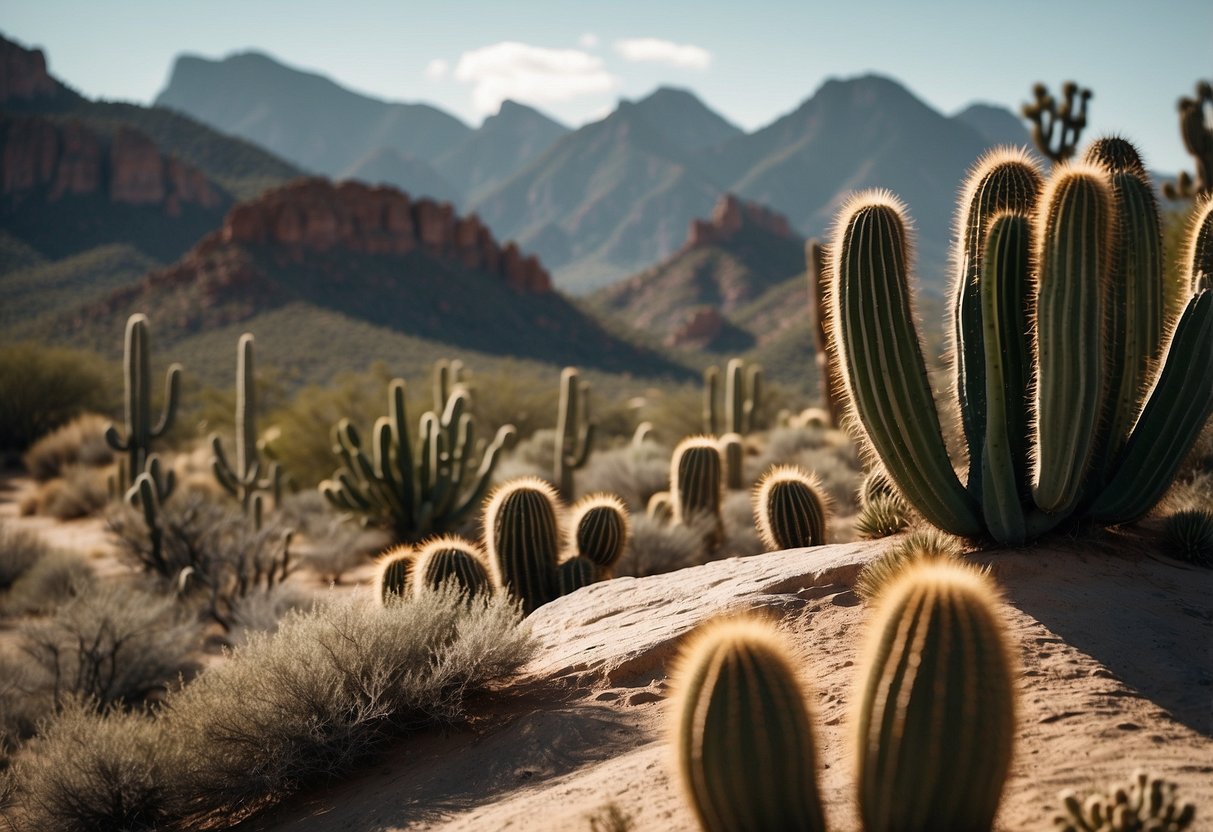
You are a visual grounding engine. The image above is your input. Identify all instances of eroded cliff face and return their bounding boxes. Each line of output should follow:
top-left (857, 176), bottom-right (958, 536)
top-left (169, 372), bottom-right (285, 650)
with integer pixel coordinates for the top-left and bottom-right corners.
top-left (0, 37), bottom-right (61, 104)
top-left (684, 193), bottom-right (794, 250)
top-left (1, 116), bottom-right (224, 216)
top-left (220, 178), bottom-right (551, 293)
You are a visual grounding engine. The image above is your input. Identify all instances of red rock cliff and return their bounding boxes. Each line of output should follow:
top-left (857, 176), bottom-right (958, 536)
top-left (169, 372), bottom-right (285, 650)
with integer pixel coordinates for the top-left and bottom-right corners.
top-left (219, 178), bottom-right (552, 293)
top-left (0, 36), bottom-right (61, 103)
top-left (684, 193), bottom-right (794, 250)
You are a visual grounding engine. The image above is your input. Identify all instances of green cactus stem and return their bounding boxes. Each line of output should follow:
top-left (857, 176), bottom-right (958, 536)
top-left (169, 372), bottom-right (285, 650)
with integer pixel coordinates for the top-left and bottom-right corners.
top-left (568, 493), bottom-right (631, 575)
top-left (554, 366), bottom-right (595, 500)
top-left (211, 333), bottom-right (281, 521)
top-left (1023, 81), bottom-right (1093, 163)
top-left (670, 436), bottom-right (725, 547)
top-left (718, 432), bottom-right (744, 491)
top-left (104, 314), bottom-right (182, 497)
top-left (1187, 195), bottom-right (1213, 293)
top-left (412, 536), bottom-right (493, 597)
top-left (806, 238), bottom-right (844, 427)
top-left (672, 616), bottom-right (827, 832)
top-left (374, 545), bottom-right (414, 604)
top-left (484, 477), bottom-right (562, 614)
top-left (703, 359), bottom-right (762, 436)
top-left (125, 454), bottom-right (175, 575)
top-left (855, 561), bottom-right (1016, 832)
top-left (1163, 81), bottom-right (1212, 200)
top-left (554, 555), bottom-right (597, 597)
top-left (752, 465), bottom-right (828, 550)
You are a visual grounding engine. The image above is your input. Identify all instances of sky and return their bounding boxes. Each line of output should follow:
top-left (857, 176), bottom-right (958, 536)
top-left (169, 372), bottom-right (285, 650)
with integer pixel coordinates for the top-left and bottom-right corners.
top-left (3, 0), bottom-right (1210, 172)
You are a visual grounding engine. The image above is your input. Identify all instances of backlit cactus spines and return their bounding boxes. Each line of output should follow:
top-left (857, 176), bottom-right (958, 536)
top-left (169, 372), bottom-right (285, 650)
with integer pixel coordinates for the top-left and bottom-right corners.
top-left (1164, 80), bottom-right (1212, 200)
top-left (412, 535), bottom-right (492, 598)
top-left (829, 191), bottom-right (983, 536)
top-left (647, 491), bottom-right (674, 525)
top-left (951, 148), bottom-right (1042, 500)
top-left (211, 333), bottom-right (280, 521)
top-left (484, 476), bottom-right (562, 614)
top-left (1187, 195), bottom-right (1213, 293)
top-left (554, 555), bottom-right (597, 597)
top-left (1022, 81), bottom-right (1092, 163)
top-left (670, 436), bottom-right (725, 546)
top-left (671, 616), bottom-right (827, 832)
top-left (855, 561), bottom-right (1016, 832)
top-left (554, 366), bottom-right (595, 500)
top-left (1031, 162), bottom-right (1113, 515)
top-left (752, 465), bottom-right (828, 551)
top-left (374, 545), bottom-right (414, 604)
top-left (104, 313), bottom-right (182, 496)
top-left (569, 493), bottom-right (630, 574)
top-left (806, 238), bottom-right (844, 427)
top-left (860, 468), bottom-right (899, 508)
top-left (432, 358), bottom-right (463, 412)
top-left (719, 432), bottom-right (744, 490)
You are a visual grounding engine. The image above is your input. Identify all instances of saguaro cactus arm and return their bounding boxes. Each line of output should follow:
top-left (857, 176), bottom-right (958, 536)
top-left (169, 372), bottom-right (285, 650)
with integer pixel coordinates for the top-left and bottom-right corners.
top-left (554, 367), bottom-right (594, 499)
top-left (211, 333), bottom-right (279, 514)
top-left (1023, 81), bottom-right (1093, 163)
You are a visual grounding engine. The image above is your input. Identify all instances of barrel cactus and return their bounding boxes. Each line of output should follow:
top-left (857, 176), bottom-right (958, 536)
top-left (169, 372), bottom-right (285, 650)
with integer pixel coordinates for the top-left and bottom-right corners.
top-left (483, 477), bottom-right (563, 613)
top-left (752, 465), bottom-right (829, 550)
top-left (374, 545), bottom-right (414, 604)
top-left (412, 535), bottom-right (493, 598)
top-left (855, 561), bottom-right (1015, 831)
top-left (672, 616), bottom-right (827, 832)
top-left (670, 436), bottom-right (724, 547)
top-left (568, 493), bottom-right (631, 576)
top-left (554, 555), bottom-right (598, 597)
top-left (829, 141), bottom-right (1213, 544)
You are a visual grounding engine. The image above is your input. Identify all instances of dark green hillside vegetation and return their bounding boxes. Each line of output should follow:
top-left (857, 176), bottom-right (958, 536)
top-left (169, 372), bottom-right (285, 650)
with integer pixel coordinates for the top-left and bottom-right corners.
top-left (0, 245), bottom-right (157, 329)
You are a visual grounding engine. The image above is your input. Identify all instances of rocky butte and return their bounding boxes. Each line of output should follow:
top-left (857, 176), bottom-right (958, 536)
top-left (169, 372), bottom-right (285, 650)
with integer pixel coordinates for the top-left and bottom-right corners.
top-left (682, 192), bottom-right (795, 251)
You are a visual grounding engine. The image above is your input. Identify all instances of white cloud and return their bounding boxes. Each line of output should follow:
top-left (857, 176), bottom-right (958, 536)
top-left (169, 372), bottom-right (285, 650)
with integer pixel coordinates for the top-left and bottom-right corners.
top-left (613, 38), bottom-right (712, 70)
top-left (578, 33), bottom-right (599, 49)
top-left (454, 41), bottom-right (617, 114)
top-left (424, 58), bottom-right (448, 80)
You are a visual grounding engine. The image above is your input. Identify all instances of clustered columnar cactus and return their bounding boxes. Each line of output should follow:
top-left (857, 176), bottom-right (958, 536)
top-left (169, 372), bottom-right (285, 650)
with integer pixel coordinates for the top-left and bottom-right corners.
top-left (855, 561), bottom-right (1016, 832)
top-left (412, 535), bottom-right (493, 598)
top-left (752, 465), bottom-right (829, 550)
top-left (703, 358), bottom-right (763, 437)
top-left (806, 238), bottom-right (843, 427)
top-left (1023, 81), bottom-right (1093, 163)
top-left (829, 142), bottom-right (1213, 544)
top-left (1163, 81), bottom-right (1212, 201)
top-left (718, 432), bottom-right (745, 491)
top-left (105, 313), bottom-right (182, 497)
top-left (1054, 770), bottom-right (1197, 831)
top-left (568, 493), bottom-right (631, 577)
top-left (374, 545), bottom-right (414, 603)
top-left (671, 617), bottom-right (827, 832)
top-left (670, 436), bottom-right (725, 548)
top-left (484, 477), bottom-right (562, 613)
top-left (211, 333), bottom-right (281, 525)
top-left (554, 366), bottom-right (595, 500)
top-left (320, 378), bottom-right (516, 543)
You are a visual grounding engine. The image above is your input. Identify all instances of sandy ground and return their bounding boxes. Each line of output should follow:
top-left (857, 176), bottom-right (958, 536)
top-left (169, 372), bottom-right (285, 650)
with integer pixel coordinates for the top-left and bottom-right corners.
top-left (232, 532), bottom-right (1213, 832)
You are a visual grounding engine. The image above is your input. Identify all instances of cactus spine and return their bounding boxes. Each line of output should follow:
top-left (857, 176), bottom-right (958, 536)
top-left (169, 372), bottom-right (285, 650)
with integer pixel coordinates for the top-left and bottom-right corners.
top-left (554, 366), bottom-right (595, 500)
top-left (1023, 81), bottom-right (1092, 163)
top-left (855, 561), bottom-right (1016, 831)
top-left (1187, 195), bottom-right (1213, 293)
top-left (484, 477), bottom-right (562, 613)
top-left (670, 437), bottom-right (725, 547)
top-left (806, 238), bottom-right (843, 427)
top-left (105, 314), bottom-right (182, 496)
top-left (374, 545), bottom-right (415, 603)
top-left (568, 493), bottom-right (631, 575)
top-left (752, 465), bottom-right (828, 550)
top-left (412, 536), bottom-right (493, 597)
top-left (321, 377), bottom-right (515, 542)
top-left (672, 617), bottom-right (827, 832)
top-left (211, 333), bottom-right (280, 522)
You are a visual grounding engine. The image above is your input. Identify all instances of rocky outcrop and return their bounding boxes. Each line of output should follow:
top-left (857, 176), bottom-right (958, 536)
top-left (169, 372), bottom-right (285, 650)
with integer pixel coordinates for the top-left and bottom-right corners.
top-left (684, 193), bottom-right (794, 250)
top-left (0, 35), bottom-right (61, 103)
top-left (0, 115), bottom-right (224, 215)
top-left (665, 306), bottom-right (724, 349)
top-left (220, 178), bottom-right (552, 292)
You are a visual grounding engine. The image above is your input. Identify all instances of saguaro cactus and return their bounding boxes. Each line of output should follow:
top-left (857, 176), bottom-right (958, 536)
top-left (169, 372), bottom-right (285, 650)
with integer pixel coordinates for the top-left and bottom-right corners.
top-left (105, 314), bottom-right (181, 496)
top-left (554, 366), bottom-right (594, 500)
top-left (806, 238), bottom-right (843, 427)
top-left (671, 616), bottom-right (827, 832)
top-left (855, 561), bottom-right (1016, 831)
top-left (829, 140), bottom-right (1213, 544)
top-left (1164, 80), bottom-right (1212, 200)
top-left (321, 377), bottom-right (515, 542)
top-left (125, 454), bottom-right (175, 574)
top-left (484, 477), bottom-right (562, 613)
top-left (1023, 81), bottom-right (1093, 163)
top-left (752, 465), bottom-right (829, 550)
top-left (211, 333), bottom-right (280, 520)
top-left (703, 358), bottom-right (762, 436)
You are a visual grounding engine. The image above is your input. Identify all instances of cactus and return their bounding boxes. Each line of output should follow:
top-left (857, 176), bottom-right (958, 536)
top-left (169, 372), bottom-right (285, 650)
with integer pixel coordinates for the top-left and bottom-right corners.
top-left (124, 454), bottom-right (175, 574)
top-left (554, 555), bottom-right (597, 596)
top-left (320, 377), bottom-right (516, 543)
top-left (104, 314), bottom-right (182, 497)
top-left (412, 535), bottom-right (493, 597)
top-left (829, 140), bottom-right (1213, 544)
top-left (806, 238), bottom-right (844, 426)
top-left (483, 477), bottom-right (562, 613)
top-left (646, 491), bottom-right (674, 525)
top-left (211, 333), bottom-right (281, 523)
top-left (1023, 81), bottom-right (1093, 163)
top-left (1163, 81), bottom-right (1212, 200)
top-left (554, 367), bottom-right (595, 500)
top-left (854, 527), bottom-right (964, 603)
top-left (854, 494), bottom-right (910, 540)
top-left (752, 465), bottom-right (828, 550)
top-left (670, 437), bottom-right (724, 548)
top-left (1054, 770), bottom-right (1196, 831)
top-left (671, 616), bottom-right (827, 832)
top-left (568, 493), bottom-right (631, 575)
top-left (859, 468), bottom-right (900, 509)
top-left (1162, 508), bottom-right (1213, 567)
top-left (718, 432), bottom-right (744, 490)
top-left (374, 545), bottom-right (414, 603)
top-left (1186, 195), bottom-right (1213, 293)
top-left (855, 561), bottom-right (1016, 831)
top-left (432, 358), bottom-right (464, 412)
top-left (703, 359), bottom-right (763, 436)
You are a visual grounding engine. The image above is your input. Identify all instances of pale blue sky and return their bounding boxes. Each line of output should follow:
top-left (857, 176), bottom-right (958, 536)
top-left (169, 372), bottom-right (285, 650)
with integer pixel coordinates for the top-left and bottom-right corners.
top-left (3, 0), bottom-right (1210, 171)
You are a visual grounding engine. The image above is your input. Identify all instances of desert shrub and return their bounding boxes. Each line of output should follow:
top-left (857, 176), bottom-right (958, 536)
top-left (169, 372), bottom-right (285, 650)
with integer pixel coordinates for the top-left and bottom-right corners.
top-left (18, 466), bottom-right (108, 520)
top-left (616, 514), bottom-right (715, 578)
top-left (1, 550), bottom-right (94, 617)
top-left (0, 342), bottom-right (112, 455)
top-left (578, 440), bottom-right (672, 509)
top-left (225, 584), bottom-right (317, 645)
top-left (21, 413), bottom-right (114, 481)
top-left (494, 428), bottom-right (556, 485)
top-left (163, 586), bottom-right (533, 823)
top-left (279, 491), bottom-right (386, 583)
top-left (19, 581), bottom-right (201, 709)
top-left (0, 525), bottom-right (46, 590)
top-left (10, 699), bottom-right (177, 832)
top-left (854, 528), bottom-right (965, 602)
top-left (0, 653), bottom-right (52, 763)
top-left (720, 490), bottom-right (763, 557)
